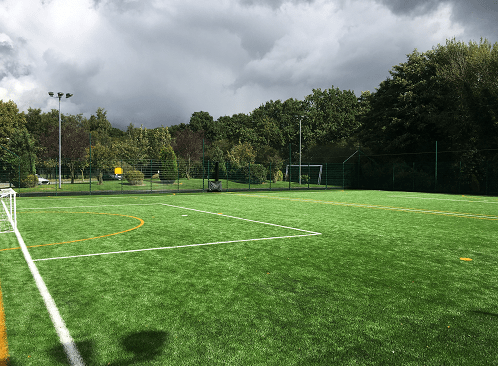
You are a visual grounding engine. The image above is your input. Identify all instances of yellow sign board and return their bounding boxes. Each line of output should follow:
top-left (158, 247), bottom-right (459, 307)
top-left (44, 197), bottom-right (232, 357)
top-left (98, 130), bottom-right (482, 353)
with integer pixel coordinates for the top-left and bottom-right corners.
top-left (115, 167), bottom-right (123, 174)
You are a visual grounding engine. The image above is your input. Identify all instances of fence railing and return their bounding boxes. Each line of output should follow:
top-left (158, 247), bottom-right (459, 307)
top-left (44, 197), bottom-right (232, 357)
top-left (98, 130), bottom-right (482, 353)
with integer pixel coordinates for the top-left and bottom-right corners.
top-left (2, 156), bottom-right (497, 196)
top-left (5, 159), bottom-right (354, 196)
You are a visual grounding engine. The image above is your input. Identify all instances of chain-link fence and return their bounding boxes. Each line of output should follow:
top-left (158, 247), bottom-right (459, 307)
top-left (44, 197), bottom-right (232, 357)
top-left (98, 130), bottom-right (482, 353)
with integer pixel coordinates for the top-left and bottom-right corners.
top-left (12, 158), bottom-right (355, 196)
top-left (3, 145), bottom-right (498, 196)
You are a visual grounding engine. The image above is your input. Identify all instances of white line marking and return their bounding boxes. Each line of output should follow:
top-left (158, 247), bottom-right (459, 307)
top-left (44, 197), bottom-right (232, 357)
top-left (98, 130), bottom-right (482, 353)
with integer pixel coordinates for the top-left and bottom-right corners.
top-left (160, 203), bottom-right (321, 234)
top-left (12, 221), bottom-right (85, 364)
top-left (33, 233), bottom-right (321, 262)
top-left (32, 203), bottom-right (321, 261)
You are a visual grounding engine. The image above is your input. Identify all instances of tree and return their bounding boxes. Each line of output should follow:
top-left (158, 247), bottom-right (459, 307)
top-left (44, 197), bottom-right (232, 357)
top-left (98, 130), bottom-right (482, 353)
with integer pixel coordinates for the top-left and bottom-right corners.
top-left (172, 129), bottom-right (204, 179)
top-left (189, 111), bottom-right (220, 141)
top-left (0, 100), bottom-right (28, 145)
top-left (40, 120), bottom-right (89, 183)
top-left (148, 126), bottom-right (172, 160)
top-left (116, 124), bottom-right (150, 162)
top-left (89, 142), bottom-right (115, 185)
top-left (303, 87), bottom-right (361, 149)
top-left (227, 141), bottom-right (256, 168)
top-left (5, 128), bottom-right (37, 187)
top-left (0, 100), bottom-right (37, 186)
top-left (83, 107), bottom-right (112, 145)
top-left (159, 145), bottom-right (178, 181)
top-left (359, 38), bottom-right (498, 162)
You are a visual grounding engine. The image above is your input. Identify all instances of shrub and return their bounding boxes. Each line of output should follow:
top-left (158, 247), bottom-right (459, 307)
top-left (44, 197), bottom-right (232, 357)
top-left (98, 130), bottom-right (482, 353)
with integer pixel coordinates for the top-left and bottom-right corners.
top-left (125, 170), bottom-right (144, 186)
top-left (159, 145), bottom-right (178, 181)
top-left (300, 175), bottom-right (310, 184)
top-left (273, 169), bottom-right (283, 183)
top-left (245, 163), bottom-right (267, 184)
top-left (20, 174), bottom-right (38, 188)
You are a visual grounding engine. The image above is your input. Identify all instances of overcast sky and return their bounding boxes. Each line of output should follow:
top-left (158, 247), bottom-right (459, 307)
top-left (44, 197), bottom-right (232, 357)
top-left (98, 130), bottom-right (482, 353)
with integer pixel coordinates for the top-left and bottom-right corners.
top-left (0, 0), bottom-right (497, 130)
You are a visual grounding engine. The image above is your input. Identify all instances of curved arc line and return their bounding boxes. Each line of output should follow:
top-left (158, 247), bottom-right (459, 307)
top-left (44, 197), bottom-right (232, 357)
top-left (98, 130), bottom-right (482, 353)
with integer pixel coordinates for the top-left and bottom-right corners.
top-left (0, 212), bottom-right (145, 251)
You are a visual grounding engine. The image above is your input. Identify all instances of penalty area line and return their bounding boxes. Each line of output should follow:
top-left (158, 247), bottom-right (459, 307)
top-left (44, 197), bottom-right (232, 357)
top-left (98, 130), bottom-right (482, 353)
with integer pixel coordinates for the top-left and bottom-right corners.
top-left (159, 203), bottom-right (321, 235)
top-left (32, 233), bottom-right (322, 262)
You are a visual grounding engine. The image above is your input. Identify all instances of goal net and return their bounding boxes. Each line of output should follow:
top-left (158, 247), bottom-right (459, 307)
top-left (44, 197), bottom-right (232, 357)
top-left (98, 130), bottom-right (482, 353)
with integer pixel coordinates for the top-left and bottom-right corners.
top-left (0, 188), bottom-right (16, 233)
top-left (285, 165), bottom-right (323, 185)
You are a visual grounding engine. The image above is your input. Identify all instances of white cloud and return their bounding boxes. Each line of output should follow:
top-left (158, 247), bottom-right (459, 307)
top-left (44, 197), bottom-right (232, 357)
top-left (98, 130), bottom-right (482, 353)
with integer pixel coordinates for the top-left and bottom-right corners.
top-left (0, 0), bottom-right (480, 129)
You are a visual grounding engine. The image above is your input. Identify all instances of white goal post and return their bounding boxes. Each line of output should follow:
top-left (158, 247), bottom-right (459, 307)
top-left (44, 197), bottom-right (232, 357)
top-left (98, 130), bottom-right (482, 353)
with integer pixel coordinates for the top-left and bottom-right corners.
top-left (0, 188), bottom-right (17, 233)
top-left (285, 165), bottom-right (323, 185)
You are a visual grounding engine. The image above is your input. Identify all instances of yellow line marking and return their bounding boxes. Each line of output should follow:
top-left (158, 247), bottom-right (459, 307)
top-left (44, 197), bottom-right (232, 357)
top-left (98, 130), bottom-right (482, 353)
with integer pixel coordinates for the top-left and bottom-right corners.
top-left (0, 212), bottom-right (144, 251)
top-left (232, 194), bottom-right (498, 221)
top-left (0, 279), bottom-right (9, 365)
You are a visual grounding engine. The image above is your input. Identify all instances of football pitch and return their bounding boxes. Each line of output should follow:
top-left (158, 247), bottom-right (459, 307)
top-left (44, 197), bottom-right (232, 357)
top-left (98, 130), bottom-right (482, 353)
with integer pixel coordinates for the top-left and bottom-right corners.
top-left (1, 190), bottom-right (498, 365)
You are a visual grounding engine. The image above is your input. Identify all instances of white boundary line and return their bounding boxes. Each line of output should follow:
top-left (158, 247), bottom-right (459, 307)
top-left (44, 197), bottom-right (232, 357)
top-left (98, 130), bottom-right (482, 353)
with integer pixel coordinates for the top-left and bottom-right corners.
top-left (31, 203), bottom-right (321, 262)
top-left (12, 219), bottom-right (85, 364)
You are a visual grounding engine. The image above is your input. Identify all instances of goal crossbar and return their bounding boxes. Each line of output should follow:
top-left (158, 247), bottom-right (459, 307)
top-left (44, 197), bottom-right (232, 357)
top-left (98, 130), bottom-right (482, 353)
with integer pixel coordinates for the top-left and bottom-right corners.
top-left (285, 165), bottom-right (323, 185)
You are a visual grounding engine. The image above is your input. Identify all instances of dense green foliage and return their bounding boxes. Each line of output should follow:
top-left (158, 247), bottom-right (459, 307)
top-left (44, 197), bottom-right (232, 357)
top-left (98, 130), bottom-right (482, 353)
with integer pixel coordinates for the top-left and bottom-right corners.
top-left (159, 145), bottom-right (178, 181)
top-left (359, 38), bottom-right (498, 158)
top-left (124, 170), bottom-right (145, 185)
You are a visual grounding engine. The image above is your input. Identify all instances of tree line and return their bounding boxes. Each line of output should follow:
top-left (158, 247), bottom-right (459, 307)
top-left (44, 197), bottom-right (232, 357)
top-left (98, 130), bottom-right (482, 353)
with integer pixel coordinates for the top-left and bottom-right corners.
top-left (1, 38), bottom-right (497, 187)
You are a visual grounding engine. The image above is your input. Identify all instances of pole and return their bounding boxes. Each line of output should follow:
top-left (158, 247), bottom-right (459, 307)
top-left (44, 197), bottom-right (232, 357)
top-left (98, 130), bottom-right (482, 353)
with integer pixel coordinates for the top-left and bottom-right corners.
top-left (89, 133), bottom-right (92, 194)
top-left (58, 96), bottom-right (62, 189)
top-left (202, 138), bottom-right (205, 192)
top-left (435, 140), bottom-right (438, 192)
top-left (289, 143), bottom-right (291, 190)
top-left (299, 118), bottom-right (302, 185)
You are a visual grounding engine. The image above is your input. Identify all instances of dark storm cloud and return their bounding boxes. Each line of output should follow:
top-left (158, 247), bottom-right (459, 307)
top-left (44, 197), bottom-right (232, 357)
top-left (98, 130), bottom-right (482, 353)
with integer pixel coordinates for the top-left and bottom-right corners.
top-left (240, 0), bottom-right (315, 9)
top-left (376, 0), bottom-right (442, 15)
top-left (378, 0), bottom-right (498, 40)
top-left (0, 0), bottom-right (493, 129)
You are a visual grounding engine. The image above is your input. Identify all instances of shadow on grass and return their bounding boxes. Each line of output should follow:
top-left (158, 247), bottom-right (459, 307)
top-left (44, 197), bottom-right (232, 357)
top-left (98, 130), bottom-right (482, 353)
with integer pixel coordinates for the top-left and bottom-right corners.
top-left (471, 309), bottom-right (498, 318)
top-left (49, 331), bottom-right (168, 365)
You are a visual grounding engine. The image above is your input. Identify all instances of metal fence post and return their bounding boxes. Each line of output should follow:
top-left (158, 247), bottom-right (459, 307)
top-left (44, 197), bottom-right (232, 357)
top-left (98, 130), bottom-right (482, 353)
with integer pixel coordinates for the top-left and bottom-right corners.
top-left (342, 162), bottom-right (344, 190)
top-left (435, 140), bottom-right (438, 193)
top-left (289, 143), bottom-right (291, 190)
top-left (121, 159), bottom-right (123, 194)
top-left (308, 162), bottom-right (310, 189)
top-left (248, 162), bottom-right (251, 190)
top-left (89, 133), bottom-right (92, 195)
top-left (412, 162), bottom-right (415, 191)
top-left (269, 162), bottom-right (272, 190)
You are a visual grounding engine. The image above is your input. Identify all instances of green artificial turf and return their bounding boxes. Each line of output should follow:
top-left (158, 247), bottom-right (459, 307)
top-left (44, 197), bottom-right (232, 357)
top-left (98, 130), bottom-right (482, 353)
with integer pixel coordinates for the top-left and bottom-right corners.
top-left (1, 190), bottom-right (497, 365)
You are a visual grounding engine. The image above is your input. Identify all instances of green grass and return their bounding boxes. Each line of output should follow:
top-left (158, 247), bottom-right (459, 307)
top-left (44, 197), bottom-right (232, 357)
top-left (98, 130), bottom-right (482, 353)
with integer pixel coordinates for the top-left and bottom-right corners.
top-left (1, 190), bottom-right (498, 364)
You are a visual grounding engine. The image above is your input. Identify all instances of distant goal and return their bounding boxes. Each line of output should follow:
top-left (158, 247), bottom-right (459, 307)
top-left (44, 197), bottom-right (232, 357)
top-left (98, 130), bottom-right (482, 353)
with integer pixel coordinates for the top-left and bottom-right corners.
top-left (285, 165), bottom-right (323, 185)
top-left (0, 188), bottom-right (17, 233)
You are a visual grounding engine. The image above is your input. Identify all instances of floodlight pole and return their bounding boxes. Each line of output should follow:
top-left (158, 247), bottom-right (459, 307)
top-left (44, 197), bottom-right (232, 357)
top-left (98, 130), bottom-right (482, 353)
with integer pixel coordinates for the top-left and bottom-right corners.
top-left (299, 117), bottom-right (302, 185)
top-left (48, 92), bottom-right (73, 189)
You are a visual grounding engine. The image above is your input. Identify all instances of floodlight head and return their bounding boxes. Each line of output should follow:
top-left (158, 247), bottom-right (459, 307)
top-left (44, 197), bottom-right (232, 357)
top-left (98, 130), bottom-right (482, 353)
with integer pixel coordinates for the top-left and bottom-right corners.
top-left (48, 92), bottom-right (54, 97)
top-left (66, 93), bottom-right (73, 98)
top-left (57, 92), bottom-right (64, 97)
